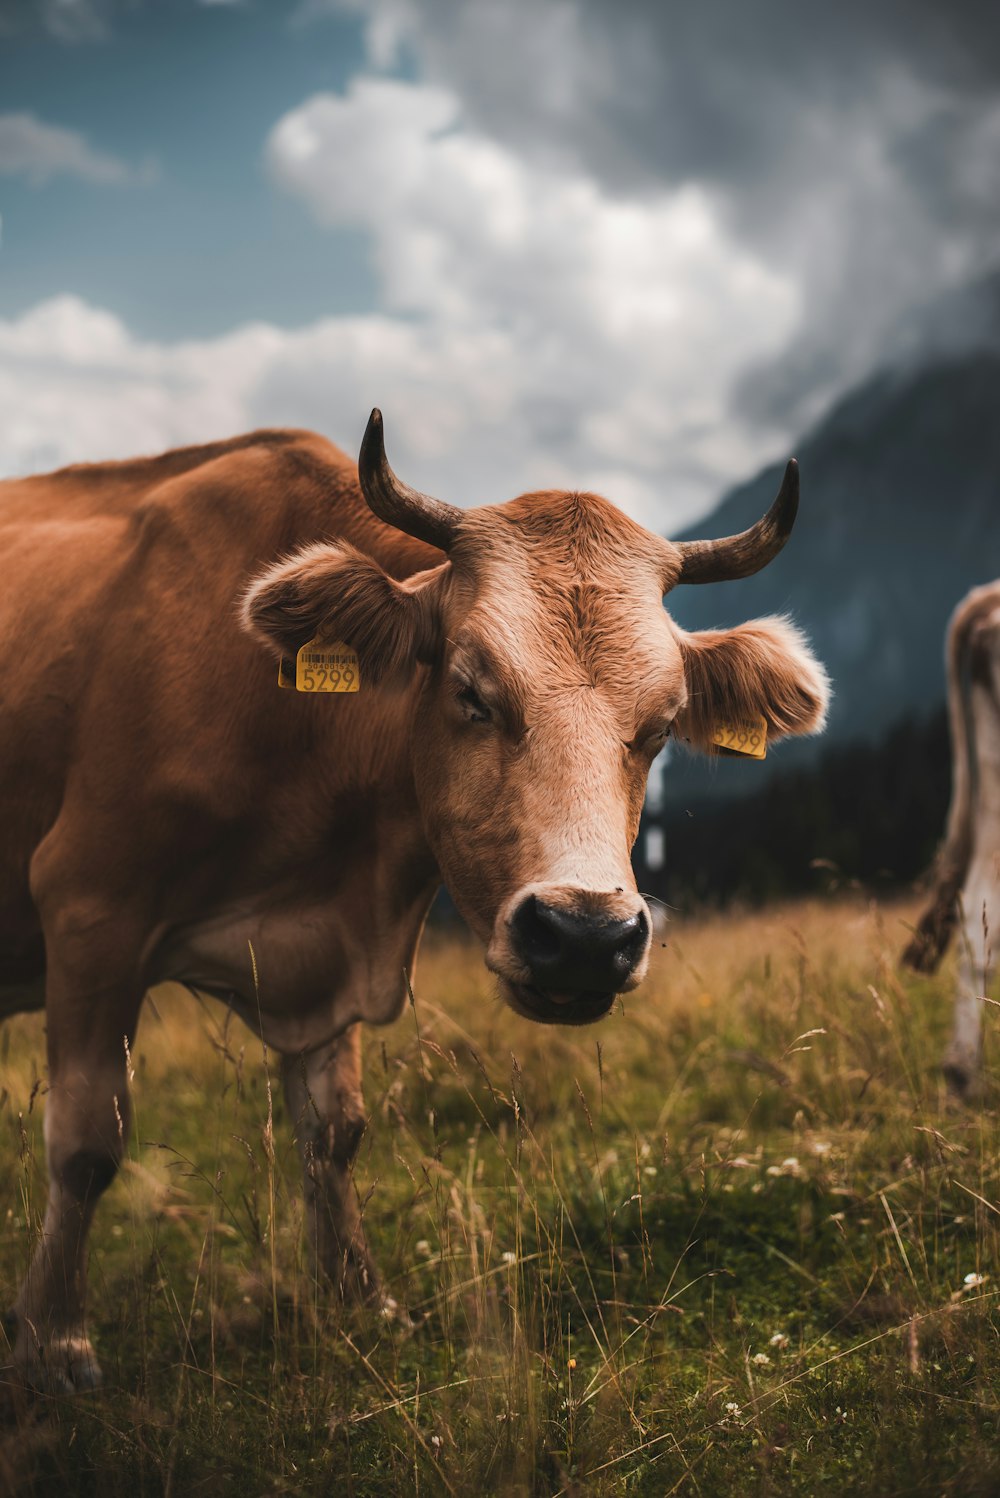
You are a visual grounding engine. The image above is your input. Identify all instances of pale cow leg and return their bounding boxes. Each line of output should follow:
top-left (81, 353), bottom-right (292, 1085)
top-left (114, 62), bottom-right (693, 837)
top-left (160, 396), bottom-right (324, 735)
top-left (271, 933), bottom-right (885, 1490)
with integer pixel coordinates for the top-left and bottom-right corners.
top-left (11, 981), bottom-right (138, 1390)
top-left (281, 1026), bottom-right (383, 1306)
top-left (946, 875), bottom-right (997, 1095)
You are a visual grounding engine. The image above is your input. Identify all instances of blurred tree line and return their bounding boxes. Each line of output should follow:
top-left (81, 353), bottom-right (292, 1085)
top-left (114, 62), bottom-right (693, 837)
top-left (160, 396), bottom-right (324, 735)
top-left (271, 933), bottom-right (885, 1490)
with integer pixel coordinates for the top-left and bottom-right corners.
top-left (636, 709), bottom-right (951, 910)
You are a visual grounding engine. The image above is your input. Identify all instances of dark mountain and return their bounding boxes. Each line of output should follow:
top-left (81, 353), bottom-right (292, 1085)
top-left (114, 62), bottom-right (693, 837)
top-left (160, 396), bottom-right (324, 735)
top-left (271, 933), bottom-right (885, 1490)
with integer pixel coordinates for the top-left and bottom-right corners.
top-left (665, 343), bottom-right (1000, 799)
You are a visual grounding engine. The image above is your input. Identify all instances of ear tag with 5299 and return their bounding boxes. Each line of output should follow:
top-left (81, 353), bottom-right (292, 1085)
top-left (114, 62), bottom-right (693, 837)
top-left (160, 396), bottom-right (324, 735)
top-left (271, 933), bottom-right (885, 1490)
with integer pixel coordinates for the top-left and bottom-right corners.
top-left (277, 639), bottom-right (360, 693)
top-left (710, 717), bottom-right (767, 759)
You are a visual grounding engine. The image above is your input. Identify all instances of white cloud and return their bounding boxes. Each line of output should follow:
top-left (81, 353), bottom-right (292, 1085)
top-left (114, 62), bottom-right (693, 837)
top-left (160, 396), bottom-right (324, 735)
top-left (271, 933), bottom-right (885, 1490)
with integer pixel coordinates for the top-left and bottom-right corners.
top-left (18, 0), bottom-right (236, 39)
top-left (262, 77), bottom-right (798, 527)
top-left (0, 77), bottom-right (800, 532)
top-left (0, 112), bottom-right (143, 186)
top-left (40, 0), bottom-right (108, 43)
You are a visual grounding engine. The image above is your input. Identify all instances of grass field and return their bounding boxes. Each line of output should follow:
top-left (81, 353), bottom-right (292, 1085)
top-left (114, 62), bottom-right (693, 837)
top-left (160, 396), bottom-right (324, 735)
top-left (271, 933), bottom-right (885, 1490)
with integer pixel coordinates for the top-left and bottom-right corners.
top-left (2, 894), bottom-right (1000, 1496)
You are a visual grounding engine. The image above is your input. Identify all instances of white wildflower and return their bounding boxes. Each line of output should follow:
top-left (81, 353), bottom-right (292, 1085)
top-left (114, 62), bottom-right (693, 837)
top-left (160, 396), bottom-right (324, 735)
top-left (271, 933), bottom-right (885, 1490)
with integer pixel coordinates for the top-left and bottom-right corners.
top-left (415, 1239), bottom-right (431, 1257)
top-left (963, 1271), bottom-right (987, 1289)
top-left (501, 1250), bottom-right (517, 1265)
top-left (752, 1352), bottom-right (771, 1367)
top-left (643, 1166), bottom-right (658, 1178)
top-left (767, 1156), bottom-right (802, 1178)
top-left (769, 1332), bottom-right (790, 1350)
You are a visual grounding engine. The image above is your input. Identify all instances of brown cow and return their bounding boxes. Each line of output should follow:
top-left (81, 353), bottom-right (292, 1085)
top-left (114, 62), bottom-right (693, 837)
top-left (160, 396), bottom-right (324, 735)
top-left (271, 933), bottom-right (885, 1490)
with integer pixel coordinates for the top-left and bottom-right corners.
top-left (0, 412), bottom-right (828, 1388)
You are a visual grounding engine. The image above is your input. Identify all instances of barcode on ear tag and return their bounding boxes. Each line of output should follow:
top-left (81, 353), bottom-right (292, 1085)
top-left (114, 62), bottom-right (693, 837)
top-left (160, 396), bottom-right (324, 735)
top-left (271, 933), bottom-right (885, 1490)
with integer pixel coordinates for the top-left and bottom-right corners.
top-left (277, 639), bottom-right (360, 692)
top-left (296, 638), bottom-right (360, 693)
top-left (710, 717), bottom-right (767, 759)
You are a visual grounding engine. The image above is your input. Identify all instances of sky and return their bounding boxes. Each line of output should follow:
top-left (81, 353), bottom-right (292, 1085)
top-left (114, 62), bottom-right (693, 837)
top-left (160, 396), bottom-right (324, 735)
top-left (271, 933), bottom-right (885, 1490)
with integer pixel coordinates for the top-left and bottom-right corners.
top-left (1, 0), bottom-right (999, 531)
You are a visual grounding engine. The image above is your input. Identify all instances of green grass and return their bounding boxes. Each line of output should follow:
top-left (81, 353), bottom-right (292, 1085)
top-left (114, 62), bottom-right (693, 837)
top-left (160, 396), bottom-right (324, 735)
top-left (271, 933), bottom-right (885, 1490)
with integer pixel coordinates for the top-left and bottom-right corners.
top-left (2, 895), bottom-right (1000, 1496)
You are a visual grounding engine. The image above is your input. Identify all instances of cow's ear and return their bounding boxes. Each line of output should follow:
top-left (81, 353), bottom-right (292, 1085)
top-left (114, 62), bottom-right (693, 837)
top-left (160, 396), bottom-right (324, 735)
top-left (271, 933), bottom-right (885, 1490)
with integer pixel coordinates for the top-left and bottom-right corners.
top-left (675, 616), bottom-right (830, 752)
top-left (241, 542), bottom-right (447, 684)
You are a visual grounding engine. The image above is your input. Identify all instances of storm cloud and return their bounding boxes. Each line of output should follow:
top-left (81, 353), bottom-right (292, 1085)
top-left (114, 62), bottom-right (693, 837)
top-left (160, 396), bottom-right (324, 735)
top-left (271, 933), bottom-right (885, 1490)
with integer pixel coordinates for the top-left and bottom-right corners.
top-left (330, 0), bottom-right (1000, 425)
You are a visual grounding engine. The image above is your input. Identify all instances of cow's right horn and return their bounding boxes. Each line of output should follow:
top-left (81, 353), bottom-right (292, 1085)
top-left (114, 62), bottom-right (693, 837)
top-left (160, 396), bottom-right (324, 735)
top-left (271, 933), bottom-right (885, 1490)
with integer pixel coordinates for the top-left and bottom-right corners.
top-left (673, 459), bottom-right (799, 585)
top-left (358, 409), bottom-right (462, 553)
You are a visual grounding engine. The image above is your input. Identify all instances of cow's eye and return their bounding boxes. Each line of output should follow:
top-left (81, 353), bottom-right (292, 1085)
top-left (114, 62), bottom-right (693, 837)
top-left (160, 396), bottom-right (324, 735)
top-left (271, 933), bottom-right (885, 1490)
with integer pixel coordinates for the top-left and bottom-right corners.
top-left (628, 723), bottom-right (670, 754)
top-left (457, 683), bottom-right (492, 723)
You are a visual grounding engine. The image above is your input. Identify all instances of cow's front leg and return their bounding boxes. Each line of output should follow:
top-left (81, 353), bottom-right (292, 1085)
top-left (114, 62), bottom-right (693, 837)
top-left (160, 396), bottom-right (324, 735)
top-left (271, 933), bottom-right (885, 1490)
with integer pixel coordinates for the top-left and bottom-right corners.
top-left (11, 981), bottom-right (138, 1392)
top-left (281, 1025), bottom-right (383, 1306)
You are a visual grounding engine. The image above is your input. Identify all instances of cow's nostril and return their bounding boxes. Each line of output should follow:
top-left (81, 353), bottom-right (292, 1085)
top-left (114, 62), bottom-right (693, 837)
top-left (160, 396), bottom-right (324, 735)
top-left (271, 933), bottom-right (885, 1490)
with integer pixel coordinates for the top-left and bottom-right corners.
top-left (511, 894), bottom-right (563, 965)
top-left (619, 910), bottom-right (648, 965)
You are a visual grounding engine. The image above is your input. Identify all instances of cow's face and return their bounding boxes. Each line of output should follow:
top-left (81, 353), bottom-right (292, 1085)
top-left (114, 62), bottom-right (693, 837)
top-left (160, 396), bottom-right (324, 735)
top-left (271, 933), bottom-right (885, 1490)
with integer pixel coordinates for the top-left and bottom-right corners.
top-left (406, 499), bottom-right (686, 1023)
top-left (244, 412), bottom-right (829, 1026)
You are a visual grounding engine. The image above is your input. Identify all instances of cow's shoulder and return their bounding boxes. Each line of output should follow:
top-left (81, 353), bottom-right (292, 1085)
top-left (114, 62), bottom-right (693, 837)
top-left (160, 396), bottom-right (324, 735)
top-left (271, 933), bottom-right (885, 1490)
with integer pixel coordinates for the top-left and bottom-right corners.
top-left (122, 430), bottom-right (357, 555)
top-left (0, 431), bottom-right (359, 745)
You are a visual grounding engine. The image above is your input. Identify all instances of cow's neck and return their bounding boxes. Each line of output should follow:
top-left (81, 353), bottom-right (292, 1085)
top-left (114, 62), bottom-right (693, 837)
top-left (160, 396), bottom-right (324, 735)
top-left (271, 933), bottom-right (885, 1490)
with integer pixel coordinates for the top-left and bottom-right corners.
top-left (144, 552), bottom-right (445, 1048)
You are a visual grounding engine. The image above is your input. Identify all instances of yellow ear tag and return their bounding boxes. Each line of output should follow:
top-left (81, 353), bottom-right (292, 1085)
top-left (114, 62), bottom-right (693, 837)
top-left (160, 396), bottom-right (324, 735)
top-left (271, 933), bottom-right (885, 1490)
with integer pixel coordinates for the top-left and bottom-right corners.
top-left (710, 717), bottom-right (767, 759)
top-left (277, 639), bottom-right (360, 693)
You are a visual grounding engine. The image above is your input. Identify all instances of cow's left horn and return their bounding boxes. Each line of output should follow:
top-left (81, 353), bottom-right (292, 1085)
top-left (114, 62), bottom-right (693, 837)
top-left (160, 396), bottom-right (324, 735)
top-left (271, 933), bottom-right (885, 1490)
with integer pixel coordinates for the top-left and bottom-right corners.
top-left (674, 459), bottom-right (799, 584)
top-left (358, 408), bottom-right (462, 553)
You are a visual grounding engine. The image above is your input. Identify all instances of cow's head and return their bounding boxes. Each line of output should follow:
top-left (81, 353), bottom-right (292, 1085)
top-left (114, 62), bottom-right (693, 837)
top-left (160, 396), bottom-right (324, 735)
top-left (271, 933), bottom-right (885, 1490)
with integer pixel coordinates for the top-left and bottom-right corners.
top-left (244, 411), bottom-right (829, 1025)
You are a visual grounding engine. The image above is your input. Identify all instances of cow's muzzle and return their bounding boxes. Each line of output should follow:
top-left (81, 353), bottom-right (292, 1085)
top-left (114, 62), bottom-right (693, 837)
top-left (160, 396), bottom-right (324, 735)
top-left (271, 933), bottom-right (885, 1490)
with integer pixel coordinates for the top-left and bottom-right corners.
top-left (488, 888), bottom-right (651, 1025)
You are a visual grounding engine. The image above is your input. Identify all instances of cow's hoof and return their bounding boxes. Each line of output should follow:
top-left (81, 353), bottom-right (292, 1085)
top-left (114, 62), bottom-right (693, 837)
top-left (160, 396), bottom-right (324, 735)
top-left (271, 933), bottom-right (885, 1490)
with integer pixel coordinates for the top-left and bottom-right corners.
top-left (943, 1056), bottom-right (982, 1101)
top-left (56, 1337), bottom-right (104, 1392)
top-left (13, 1332), bottom-right (104, 1395)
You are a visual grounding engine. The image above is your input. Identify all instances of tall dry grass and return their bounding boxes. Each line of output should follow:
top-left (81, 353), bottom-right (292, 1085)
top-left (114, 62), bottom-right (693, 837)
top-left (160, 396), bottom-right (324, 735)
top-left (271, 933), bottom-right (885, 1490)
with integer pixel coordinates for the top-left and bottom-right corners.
top-left (1, 893), bottom-right (999, 1495)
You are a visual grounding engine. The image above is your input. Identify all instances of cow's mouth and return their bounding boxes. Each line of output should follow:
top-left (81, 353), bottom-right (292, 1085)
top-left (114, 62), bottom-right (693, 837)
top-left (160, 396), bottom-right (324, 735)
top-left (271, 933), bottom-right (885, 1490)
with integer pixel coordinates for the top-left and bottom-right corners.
top-left (501, 979), bottom-right (617, 1026)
